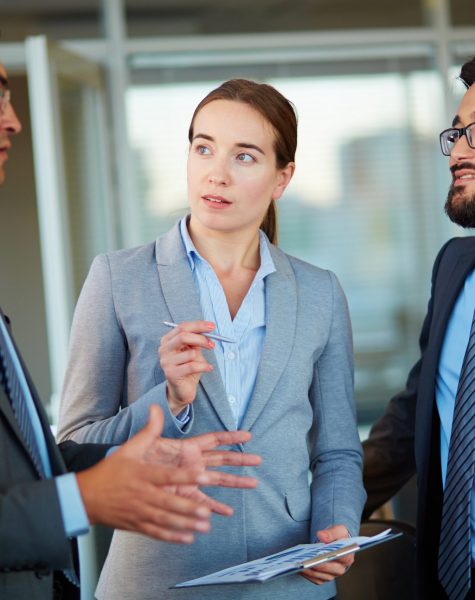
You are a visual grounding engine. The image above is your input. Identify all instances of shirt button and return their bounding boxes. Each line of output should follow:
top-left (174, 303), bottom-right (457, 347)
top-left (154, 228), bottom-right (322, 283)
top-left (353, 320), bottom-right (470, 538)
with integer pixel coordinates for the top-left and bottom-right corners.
top-left (228, 394), bottom-right (236, 404)
top-left (227, 351), bottom-right (236, 360)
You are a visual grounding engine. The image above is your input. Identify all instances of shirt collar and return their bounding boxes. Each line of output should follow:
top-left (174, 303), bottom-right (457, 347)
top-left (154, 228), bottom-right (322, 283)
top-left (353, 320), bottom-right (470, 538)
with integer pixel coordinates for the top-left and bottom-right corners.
top-left (179, 215), bottom-right (276, 279)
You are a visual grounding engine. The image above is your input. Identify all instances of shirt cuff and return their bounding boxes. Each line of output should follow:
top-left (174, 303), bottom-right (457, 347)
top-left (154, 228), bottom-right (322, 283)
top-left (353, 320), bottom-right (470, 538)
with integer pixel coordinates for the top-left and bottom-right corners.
top-left (175, 405), bottom-right (191, 426)
top-left (55, 473), bottom-right (90, 538)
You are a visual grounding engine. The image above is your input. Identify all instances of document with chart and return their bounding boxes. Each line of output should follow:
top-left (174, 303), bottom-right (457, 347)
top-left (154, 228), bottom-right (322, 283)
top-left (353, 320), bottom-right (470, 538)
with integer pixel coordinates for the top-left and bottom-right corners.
top-left (173, 529), bottom-right (401, 588)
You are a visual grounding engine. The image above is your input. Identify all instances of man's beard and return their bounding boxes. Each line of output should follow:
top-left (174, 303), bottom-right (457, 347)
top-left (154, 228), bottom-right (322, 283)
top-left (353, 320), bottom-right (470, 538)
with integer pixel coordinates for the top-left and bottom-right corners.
top-left (445, 164), bottom-right (475, 228)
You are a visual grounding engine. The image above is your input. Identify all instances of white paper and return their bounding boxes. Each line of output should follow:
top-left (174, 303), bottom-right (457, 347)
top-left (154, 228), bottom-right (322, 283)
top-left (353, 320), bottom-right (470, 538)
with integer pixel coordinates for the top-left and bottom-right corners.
top-left (174, 529), bottom-right (393, 588)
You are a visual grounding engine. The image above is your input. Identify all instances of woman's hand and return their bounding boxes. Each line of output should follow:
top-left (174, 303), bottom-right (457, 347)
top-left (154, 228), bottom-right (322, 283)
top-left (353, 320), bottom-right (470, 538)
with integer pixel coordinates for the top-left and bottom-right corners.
top-left (159, 320), bottom-right (216, 415)
top-left (299, 524), bottom-right (354, 585)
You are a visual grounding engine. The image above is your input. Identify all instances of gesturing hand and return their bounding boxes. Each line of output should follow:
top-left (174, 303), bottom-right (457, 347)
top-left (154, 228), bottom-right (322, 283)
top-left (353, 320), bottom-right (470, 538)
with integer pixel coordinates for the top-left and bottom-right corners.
top-left (142, 407), bottom-right (261, 516)
top-left (76, 406), bottom-right (213, 544)
top-left (159, 320), bottom-right (217, 415)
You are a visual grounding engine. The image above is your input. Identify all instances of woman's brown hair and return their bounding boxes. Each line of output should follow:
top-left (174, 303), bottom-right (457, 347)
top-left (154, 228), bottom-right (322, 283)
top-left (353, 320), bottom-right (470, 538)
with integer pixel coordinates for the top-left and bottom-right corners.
top-left (188, 79), bottom-right (297, 244)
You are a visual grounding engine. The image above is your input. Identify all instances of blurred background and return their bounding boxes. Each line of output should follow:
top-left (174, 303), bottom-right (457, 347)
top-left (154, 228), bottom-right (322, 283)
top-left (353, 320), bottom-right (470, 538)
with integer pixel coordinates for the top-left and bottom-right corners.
top-left (0, 0), bottom-right (474, 574)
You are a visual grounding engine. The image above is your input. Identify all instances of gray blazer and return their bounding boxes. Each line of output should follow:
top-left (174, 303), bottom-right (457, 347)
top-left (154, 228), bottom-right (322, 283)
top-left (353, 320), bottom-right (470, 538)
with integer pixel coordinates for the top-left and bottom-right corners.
top-left (57, 223), bottom-right (365, 600)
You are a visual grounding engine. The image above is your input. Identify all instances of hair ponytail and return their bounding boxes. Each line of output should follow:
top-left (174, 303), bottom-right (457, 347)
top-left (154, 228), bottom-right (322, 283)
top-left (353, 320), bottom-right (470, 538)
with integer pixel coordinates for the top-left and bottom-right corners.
top-left (260, 201), bottom-right (278, 245)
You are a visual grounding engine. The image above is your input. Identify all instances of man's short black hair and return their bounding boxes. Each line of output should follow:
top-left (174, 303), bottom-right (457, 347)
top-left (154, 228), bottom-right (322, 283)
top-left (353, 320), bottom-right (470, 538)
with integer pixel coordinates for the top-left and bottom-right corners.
top-left (459, 57), bottom-right (475, 88)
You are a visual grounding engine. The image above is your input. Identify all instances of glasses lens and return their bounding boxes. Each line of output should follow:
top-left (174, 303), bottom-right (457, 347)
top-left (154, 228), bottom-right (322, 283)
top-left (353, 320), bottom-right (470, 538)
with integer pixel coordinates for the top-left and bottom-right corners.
top-left (0, 88), bottom-right (8, 114)
top-left (440, 129), bottom-right (459, 156)
top-left (467, 124), bottom-right (475, 150)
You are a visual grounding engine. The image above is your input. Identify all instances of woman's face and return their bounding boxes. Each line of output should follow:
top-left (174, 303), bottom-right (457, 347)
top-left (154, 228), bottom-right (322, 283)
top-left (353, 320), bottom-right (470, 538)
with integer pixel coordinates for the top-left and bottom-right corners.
top-left (187, 99), bottom-right (294, 237)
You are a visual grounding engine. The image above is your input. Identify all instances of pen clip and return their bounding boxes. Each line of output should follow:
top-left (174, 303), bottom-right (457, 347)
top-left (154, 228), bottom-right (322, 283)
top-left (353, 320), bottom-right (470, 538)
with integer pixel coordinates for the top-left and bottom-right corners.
top-left (300, 543), bottom-right (359, 569)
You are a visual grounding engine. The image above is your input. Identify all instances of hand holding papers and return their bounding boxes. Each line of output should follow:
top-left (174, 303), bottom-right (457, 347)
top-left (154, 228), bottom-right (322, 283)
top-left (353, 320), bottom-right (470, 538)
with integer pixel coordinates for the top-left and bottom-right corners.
top-left (174, 529), bottom-right (402, 588)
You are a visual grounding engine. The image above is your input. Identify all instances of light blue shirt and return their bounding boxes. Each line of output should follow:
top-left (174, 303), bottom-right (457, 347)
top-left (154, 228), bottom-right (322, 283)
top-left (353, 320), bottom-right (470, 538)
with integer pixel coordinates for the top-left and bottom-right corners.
top-left (0, 315), bottom-right (89, 538)
top-left (436, 269), bottom-right (475, 562)
top-left (180, 217), bottom-right (275, 427)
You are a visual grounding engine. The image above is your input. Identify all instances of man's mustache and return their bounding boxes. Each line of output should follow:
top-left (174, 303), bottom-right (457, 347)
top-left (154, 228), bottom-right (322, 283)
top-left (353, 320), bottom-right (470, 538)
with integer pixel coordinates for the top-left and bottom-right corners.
top-left (450, 161), bottom-right (475, 176)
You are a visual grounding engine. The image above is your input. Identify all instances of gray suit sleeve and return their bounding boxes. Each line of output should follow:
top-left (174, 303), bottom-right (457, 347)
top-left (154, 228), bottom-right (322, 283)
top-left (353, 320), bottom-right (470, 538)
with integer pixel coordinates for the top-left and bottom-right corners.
top-left (57, 254), bottom-right (190, 445)
top-left (309, 271), bottom-right (366, 537)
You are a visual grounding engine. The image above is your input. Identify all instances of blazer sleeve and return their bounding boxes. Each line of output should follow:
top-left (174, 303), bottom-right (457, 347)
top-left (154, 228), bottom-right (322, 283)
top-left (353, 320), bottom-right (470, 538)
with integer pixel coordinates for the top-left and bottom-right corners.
top-left (362, 240), bottom-right (451, 517)
top-left (57, 254), bottom-right (187, 445)
top-left (309, 271), bottom-right (366, 538)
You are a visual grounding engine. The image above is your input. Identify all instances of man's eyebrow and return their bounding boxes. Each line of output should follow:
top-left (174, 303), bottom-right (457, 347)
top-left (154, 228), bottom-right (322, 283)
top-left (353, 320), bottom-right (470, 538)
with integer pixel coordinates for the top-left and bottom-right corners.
top-left (0, 75), bottom-right (8, 87)
top-left (191, 133), bottom-right (265, 155)
top-left (452, 111), bottom-right (475, 127)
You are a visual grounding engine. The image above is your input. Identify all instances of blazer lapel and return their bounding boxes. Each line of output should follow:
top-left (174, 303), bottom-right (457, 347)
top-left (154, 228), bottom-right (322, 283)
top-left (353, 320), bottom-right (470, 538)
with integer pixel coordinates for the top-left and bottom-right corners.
top-left (241, 245), bottom-right (297, 431)
top-left (155, 224), bottom-right (236, 431)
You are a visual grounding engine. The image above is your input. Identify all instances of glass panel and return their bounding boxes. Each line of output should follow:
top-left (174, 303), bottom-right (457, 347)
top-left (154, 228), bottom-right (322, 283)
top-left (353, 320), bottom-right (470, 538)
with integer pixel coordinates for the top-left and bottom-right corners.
top-left (59, 81), bottom-right (116, 299)
top-left (127, 55), bottom-right (452, 427)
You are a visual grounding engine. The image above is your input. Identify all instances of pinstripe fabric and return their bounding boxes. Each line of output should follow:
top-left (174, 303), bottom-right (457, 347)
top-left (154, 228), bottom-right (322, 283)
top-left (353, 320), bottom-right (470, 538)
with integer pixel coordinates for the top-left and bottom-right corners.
top-left (438, 309), bottom-right (475, 600)
top-left (0, 312), bottom-right (46, 478)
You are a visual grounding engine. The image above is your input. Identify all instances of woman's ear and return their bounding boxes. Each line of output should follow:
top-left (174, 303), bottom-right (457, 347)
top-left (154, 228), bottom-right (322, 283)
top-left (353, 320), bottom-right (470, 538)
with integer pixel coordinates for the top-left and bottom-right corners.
top-left (272, 162), bottom-right (295, 201)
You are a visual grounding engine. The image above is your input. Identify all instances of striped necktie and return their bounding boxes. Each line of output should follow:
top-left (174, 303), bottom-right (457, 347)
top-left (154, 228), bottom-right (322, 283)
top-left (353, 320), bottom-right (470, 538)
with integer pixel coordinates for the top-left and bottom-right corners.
top-left (438, 309), bottom-right (475, 600)
top-left (0, 312), bottom-right (46, 478)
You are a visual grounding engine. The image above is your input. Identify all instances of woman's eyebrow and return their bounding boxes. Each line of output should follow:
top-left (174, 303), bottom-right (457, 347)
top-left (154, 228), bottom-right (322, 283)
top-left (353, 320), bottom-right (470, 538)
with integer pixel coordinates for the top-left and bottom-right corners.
top-left (236, 143), bottom-right (265, 155)
top-left (192, 133), bottom-right (265, 155)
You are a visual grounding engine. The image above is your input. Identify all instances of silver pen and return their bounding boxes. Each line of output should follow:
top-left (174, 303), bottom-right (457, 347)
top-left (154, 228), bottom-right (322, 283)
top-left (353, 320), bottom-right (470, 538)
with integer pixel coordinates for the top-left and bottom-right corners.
top-left (162, 321), bottom-right (236, 344)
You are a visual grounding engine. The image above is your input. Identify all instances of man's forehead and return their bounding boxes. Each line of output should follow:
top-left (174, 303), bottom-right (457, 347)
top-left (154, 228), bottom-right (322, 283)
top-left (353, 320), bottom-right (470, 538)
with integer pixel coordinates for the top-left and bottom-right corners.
top-left (453, 84), bottom-right (475, 126)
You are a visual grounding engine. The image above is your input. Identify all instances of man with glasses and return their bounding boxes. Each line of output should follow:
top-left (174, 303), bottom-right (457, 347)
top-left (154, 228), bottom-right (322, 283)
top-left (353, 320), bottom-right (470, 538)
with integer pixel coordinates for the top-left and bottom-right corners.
top-left (0, 63), bottom-right (260, 599)
top-left (364, 57), bottom-right (475, 600)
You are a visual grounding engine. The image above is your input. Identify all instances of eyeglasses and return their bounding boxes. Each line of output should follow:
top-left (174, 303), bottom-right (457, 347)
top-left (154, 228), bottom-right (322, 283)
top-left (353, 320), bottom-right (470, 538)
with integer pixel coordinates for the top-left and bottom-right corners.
top-left (440, 122), bottom-right (475, 156)
top-left (0, 87), bottom-right (11, 115)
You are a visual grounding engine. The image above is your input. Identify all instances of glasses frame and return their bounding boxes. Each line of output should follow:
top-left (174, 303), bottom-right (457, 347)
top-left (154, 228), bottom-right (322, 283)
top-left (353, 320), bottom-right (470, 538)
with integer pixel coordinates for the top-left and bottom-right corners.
top-left (439, 121), bottom-right (475, 156)
top-left (0, 88), bottom-right (11, 115)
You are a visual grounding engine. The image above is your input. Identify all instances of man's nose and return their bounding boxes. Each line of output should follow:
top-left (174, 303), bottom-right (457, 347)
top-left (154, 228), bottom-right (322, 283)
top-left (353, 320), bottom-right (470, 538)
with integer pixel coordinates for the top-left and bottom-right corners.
top-left (1, 102), bottom-right (22, 134)
top-left (450, 131), bottom-right (474, 162)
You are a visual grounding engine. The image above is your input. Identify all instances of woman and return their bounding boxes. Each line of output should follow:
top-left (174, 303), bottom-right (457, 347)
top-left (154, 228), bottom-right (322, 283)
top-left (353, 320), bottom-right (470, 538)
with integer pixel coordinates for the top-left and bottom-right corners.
top-left (57, 79), bottom-right (365, 600)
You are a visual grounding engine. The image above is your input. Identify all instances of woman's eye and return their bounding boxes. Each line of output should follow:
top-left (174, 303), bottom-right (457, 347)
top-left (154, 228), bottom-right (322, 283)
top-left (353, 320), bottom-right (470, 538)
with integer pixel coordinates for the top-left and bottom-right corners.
top-left (236, 152), bottom-right (254, 163)
top-left (196, 145), bottom-right (211, 155)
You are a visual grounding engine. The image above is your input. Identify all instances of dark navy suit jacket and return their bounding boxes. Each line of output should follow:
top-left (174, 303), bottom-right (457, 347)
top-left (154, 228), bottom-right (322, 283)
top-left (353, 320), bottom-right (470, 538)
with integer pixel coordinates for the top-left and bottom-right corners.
top-left (363, 236), bottom-right (475, 598)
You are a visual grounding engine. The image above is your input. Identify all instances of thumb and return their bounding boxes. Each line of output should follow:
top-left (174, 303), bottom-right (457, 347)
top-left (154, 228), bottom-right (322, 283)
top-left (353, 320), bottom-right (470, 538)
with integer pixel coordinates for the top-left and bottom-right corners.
top-left (316, 524), bottom-right (349, 543)
top-left (145, 404), bottom-right (165, 438)
top-left (123, 405), bottom-right (165, 454)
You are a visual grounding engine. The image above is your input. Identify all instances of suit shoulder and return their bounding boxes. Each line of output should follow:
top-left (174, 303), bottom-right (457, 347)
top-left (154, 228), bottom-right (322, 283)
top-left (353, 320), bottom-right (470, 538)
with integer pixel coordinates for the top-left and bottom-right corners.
top-left (272, 249), bottom-right (346, 309)
top-left (283, 251), bottom-right (340, 288)
top-left (93, 241), bottom-right (157, 275)
top-left (433, 235), bottom-right (475, 271)
top-left (441, 235), bottom-right (475, 254)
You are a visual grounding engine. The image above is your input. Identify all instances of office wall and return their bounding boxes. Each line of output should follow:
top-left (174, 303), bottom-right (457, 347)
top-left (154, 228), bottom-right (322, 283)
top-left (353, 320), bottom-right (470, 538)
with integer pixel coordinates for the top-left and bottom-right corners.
top-left (0, 74), bottom-right (52, 410)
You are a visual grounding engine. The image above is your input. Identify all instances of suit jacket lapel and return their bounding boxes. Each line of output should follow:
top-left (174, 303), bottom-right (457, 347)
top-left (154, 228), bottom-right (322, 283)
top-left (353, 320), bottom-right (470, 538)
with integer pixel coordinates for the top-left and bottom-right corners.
top-left (417, 241), bottom-right (475, 470)
top-left (0, 306), bottom-right (66, 476)
top-left (241, 244), bottom-right (297, 431)
top-left (155, 225), bottom-right (236, 431)
top-left (430, 247), bottom-right (475, 350)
